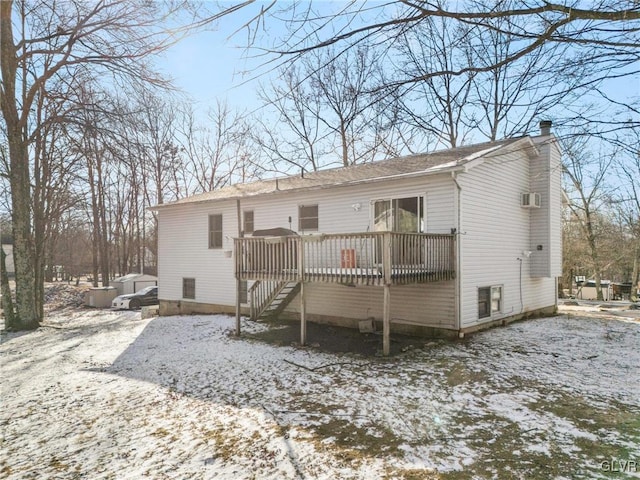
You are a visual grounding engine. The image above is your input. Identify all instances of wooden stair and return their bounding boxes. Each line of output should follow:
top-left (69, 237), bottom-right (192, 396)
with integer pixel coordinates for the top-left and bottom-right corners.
top-left (249, 281), bottom-right (301, 321)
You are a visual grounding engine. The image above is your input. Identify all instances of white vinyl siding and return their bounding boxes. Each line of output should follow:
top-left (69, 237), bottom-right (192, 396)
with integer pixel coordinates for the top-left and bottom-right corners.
top-left (156, 138), bottom-right (560, 331)
top-left (284, 282), bottom-right (456, 329)
top-left (157, 173), bottom-right (456, 313)
top-left (457, 141), bottom-right (559, 328)
top-left (531, 137), bottom-right (563, 277)
top-left (158, 202), bottom-right (238, 305)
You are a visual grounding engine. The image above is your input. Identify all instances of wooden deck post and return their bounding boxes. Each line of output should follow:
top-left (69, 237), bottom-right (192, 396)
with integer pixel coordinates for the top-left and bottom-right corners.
top-left (235, 199), bottom-right (242, 337)
top-left (300, 281), bottom-right (306, 346)
top-left (298, 237), bottom-right (306, 346)
top-left (383, 284), bottom-right (390, 355)
top-left (235, 282), bottom-right (241, 336)
top-left (382, 232), bottom-right (392, 356)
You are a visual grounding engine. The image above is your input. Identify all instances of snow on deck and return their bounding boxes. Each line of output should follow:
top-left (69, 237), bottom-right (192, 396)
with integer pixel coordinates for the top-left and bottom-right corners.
top-left (1, 307), bottom-right (638, 479)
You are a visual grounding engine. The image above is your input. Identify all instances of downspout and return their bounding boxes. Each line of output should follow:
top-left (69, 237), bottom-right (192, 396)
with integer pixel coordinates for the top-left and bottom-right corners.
top-left (452, 171), bottom-right (463, 337)
top-left (235, 198), bottom-right (242, 336)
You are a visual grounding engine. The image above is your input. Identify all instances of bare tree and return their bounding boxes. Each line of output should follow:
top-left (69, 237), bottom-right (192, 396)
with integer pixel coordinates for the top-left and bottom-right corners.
top-left (461, 9), bottom-right (590, 141)
top-left (562, 136), bottom-right (617, 300)
top-left (612, 127), bottom-right (640, 297)
top-left (257, 65), bottom-right (329, 173)
top-left (1, 0), bottom-right (200, 327)
top-left (309, 45), bottom-right (389, 166)
top-left (394, 15), bottom-right (474, 148)
top-left (246, 1), bottom-right (639, 138)
top-left (258, 45), bottom-right (397, 171)
top-left (178, 101), bottom-right (258, 195)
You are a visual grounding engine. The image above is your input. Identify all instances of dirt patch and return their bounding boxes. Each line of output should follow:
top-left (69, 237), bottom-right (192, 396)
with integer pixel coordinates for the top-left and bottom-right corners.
top-left (244, 317), bottom-right (435, 357)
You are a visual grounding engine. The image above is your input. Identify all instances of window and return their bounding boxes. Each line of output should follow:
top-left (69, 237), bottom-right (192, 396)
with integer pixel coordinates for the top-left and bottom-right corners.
top-left (298, 205), bottom-right (318, 231)
top-left (491, 286), bottom-right (503, 313)
top-left (209, 214), bottom-right (223, 248)
top-left (183, 278), bottom-right (196, 299)
top-left (243, 210), bottom-right (254, 235)
top-left (373, 196), bottom-right (424, 233)
top-left (479, 286), bottom-right (502, 319)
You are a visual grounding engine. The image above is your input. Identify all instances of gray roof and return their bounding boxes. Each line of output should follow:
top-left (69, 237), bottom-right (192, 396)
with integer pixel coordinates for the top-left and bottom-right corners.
top-left (153, 137), bottom-right (527, 209)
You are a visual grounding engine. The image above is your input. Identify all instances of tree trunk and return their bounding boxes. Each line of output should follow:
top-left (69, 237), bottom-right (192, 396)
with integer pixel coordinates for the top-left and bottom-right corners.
top-left (1, 246), bottom-right (17, 330)
top-left (87, 157), bottom-right (101, 287)
top-left (585, 215), bottom-right (604, 301)
top-left (1, 0), bottom-right (41, 329)
top-left (97, 157), bottom-right (110, 286)
top-left (632, 241), bottom-right (640, 301)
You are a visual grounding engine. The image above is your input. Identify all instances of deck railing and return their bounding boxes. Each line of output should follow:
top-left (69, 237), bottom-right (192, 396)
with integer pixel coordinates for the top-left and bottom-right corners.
top-left (235, 232), bottom-right (455, 286)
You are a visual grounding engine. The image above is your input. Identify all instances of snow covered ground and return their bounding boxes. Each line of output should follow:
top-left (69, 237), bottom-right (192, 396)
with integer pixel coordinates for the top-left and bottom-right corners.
top-left (1, 303), bottom-right (639, 479)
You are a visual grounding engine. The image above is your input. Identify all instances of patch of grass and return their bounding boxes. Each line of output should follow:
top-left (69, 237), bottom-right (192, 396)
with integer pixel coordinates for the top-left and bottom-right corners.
top-left (49, 455), bottom-right (68, 471)
top-left (291, 399), bottom-right (404, 457)
top-left (313, 416), bottom-right (402, 455)
top-left (431, 414), bottom-right (578, 479)
top-left (200, 421), bottom-right (284, 469)
top-left (383, 467), bottom-right (441, 479)
top-left (443, 361), bottom-right (489, 387)
top-left (533, 394), bottom-right (640, 473)
top-left (151, 427), bottom-right (169, 438)
top-left (427, 387), bottom-right (640, 480)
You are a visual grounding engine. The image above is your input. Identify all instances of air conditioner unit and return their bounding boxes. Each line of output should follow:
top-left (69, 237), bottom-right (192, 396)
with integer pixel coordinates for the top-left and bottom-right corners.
top-left (521, 192), bottom-right (541, 208)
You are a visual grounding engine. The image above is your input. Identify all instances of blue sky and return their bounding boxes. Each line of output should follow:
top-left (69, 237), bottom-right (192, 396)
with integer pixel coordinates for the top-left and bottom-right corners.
top-left (158, 9), bottom-right (278, 114)
top-left (157, 5), bottom-right (639, 132)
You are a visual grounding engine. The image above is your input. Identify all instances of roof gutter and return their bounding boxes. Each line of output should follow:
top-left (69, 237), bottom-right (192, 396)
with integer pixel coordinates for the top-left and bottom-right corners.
top-left (149, 163), bottom-right (468, 212)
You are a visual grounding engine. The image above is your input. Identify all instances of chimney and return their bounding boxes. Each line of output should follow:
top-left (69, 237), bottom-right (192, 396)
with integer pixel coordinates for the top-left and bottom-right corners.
top-left (539, 120), bottom-right (552, 136)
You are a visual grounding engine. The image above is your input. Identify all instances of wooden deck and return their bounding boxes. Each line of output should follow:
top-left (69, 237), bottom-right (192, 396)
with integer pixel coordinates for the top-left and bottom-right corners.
top-left (233, 232), bottom-right (456, 355)
top-left (234, 232), bottom-right (455, 285)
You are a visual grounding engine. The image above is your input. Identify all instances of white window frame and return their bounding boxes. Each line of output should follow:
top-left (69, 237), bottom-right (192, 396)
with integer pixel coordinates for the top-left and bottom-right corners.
top-left (371, 195), bottom-right (425, 233)
top-left (243, 210), bottom-right (254, 235)
top-left (478, 285), bottom-right (503, 319)
top-left (298, 204), bottom-right (319, 232)
top-left (183, 277), bottom-right (196, 300)
top-left (208, 214), bottom-right (223, 249)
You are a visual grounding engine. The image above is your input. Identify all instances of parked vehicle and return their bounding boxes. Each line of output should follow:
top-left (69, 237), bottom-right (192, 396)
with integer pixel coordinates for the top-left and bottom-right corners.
top-left (111, 286), bottom-right (158, 310)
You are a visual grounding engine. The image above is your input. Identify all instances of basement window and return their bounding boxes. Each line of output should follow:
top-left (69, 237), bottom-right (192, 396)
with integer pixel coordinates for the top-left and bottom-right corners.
top-left (183, 278), bottom-right (196, 300)
top-left (478, 286), bottom-right (502, 319)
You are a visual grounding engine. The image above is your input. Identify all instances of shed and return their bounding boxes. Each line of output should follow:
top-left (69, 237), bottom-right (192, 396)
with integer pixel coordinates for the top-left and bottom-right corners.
top-left (85, 287), bottom-right (118, 308)
top-left (576, 280), bottom-right (611, 301)
top-left (112, 273), bottom-right (158, 295)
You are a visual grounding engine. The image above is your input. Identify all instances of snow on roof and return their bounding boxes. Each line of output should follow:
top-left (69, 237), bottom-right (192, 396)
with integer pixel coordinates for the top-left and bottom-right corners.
top-left (152, 137), bottom-right (527, 209)
top-left (112, 273), bottom-right (156, 283)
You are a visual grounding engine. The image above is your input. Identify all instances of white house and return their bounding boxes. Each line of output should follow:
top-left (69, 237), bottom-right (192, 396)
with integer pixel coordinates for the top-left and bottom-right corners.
top-left (152, 123), bottom-right (562, 354)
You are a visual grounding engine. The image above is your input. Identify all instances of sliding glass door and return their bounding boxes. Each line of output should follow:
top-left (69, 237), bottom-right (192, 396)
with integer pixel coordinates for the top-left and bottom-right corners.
top-left (373, 196), bottom-right (424, 233)
top-left (373, 196), bottom-right (425, 265)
